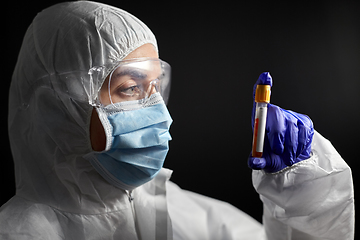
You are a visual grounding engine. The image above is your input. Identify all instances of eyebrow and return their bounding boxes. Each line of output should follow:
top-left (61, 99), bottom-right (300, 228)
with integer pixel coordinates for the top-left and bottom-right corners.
top-left (115, 69), bottom-right (148, 80)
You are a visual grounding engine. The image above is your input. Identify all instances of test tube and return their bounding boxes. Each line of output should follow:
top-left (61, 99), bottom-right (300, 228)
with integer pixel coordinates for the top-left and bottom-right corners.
top-left (252, 84), bottom-right (271, 158)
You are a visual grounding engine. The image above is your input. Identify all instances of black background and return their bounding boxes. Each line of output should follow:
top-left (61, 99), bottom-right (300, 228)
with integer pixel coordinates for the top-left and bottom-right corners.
top-left (3, 0), bottom-right (359, 226)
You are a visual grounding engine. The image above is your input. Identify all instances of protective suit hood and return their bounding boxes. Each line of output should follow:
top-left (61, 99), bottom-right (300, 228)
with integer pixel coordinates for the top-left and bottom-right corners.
top-left (9, 1), bottom-right (158, 214)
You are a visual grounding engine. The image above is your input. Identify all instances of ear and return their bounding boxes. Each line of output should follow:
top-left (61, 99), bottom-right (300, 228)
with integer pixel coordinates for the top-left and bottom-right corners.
top-left (90, 108), bottom-right (106, 151)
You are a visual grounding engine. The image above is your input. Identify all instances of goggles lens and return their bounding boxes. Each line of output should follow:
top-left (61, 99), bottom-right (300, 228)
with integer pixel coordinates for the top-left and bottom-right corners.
top-left (99, 58), bottom-right (171, 107)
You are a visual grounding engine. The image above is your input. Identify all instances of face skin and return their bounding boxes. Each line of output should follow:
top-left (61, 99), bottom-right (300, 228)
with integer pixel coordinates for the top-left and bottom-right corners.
top-left (90, 43), bottom-right (159, 151)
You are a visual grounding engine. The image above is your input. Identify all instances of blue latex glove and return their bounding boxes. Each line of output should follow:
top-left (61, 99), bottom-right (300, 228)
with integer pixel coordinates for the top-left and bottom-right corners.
top-left (248, 72), bottom-right (314, 173)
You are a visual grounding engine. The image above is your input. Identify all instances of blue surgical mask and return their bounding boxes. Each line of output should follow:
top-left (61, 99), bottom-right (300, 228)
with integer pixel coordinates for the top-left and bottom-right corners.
top-left (84, 93), bottom-right (172, 190)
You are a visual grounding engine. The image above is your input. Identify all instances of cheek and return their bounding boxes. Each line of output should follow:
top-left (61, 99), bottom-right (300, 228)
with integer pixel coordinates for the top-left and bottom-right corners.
top-left (99, 89), bottom-right (111, 105)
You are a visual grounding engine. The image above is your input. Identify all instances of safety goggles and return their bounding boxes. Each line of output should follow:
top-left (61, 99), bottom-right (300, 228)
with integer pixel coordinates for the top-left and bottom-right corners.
top-left (88, 58), bottom-right (171, 110)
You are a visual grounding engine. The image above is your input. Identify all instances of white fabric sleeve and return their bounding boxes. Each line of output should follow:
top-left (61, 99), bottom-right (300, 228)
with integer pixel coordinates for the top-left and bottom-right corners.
top-left (166, 181), bottom-right (266, 240)
top-left (252, 130), bottom-right (355, 240)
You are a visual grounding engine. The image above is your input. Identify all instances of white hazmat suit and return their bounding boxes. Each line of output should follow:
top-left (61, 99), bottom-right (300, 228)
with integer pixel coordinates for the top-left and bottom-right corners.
top-left (0, 1), bottom-right (354, 239)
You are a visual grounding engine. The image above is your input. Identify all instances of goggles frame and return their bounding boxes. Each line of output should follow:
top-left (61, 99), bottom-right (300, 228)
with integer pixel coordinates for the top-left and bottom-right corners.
top-left (88, 58), bottom-right (171, 108)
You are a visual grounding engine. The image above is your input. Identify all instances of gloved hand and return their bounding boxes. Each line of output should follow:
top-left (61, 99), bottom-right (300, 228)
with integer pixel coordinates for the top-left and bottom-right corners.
top-left (248, 72), bottom-right (314, 173)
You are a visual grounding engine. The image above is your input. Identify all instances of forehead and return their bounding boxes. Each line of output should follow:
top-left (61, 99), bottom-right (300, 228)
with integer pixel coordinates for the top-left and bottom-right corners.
top-left (112, 59), bottom-right (162, 77)
top-left (124, 43), bottom-right (159, 60)
top-left (123, 60), bottom-right (157, 71)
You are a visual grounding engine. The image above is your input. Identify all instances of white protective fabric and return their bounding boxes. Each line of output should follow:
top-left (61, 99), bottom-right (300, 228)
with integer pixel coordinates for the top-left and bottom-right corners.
top-left (1, 1), bottom-right (354, 240)
top-left (253, 131), bottom-right (354, 240)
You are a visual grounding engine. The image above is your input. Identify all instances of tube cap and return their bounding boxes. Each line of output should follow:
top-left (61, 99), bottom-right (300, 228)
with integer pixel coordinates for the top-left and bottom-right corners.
top-left (255, 85), bottom-right (271, 103)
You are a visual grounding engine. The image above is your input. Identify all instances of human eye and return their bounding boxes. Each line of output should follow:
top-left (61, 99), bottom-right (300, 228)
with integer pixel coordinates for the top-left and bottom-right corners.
top-left (108, 67), bottom-right (149, 102)
top-left (119, 84), bottom-right (141, 96)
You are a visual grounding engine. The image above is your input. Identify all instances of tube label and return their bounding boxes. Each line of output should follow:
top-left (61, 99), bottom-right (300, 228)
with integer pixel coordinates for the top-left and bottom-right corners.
top-left (255, 107), bottom-right (267, 152)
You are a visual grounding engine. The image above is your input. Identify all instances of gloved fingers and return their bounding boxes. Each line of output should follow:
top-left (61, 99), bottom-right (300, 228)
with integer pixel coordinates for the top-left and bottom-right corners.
top-left (284, 110), bottom-right (313, 157)
top-left (296, 122), bottom-right (307, 157)
top-left (293, 111), bottom-right (313, 128)
top-left (266, 104), bottom-right (286, 155)
top-left (293, 112), bottom-right (314, 158)
top-left (248, 155), bottom-right (267, 170)
top-left (282, 110), bottom-right (299, 166)
top-left (264, 151), bottom-right (288, 172)
top-left (248, 140), bottom-right (288, 173)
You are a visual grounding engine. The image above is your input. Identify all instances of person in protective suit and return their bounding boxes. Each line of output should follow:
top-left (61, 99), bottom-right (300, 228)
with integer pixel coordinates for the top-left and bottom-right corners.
top-left (0, 1), bottom-right (354, 239)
